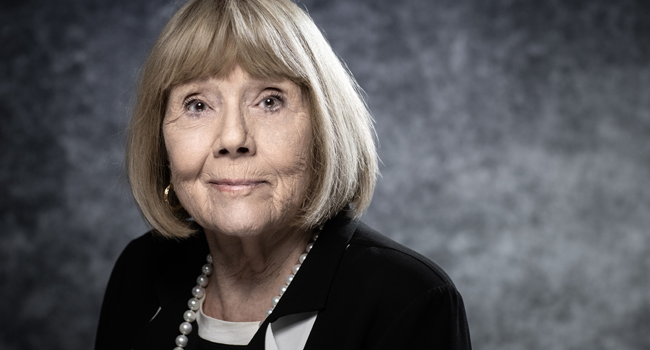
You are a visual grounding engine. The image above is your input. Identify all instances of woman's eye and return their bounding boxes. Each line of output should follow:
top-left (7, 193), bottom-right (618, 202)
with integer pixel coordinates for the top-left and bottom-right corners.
top-left (185, 99), bottom-right (208, 113)
top-left (260, 96), bottom-right (281, 110)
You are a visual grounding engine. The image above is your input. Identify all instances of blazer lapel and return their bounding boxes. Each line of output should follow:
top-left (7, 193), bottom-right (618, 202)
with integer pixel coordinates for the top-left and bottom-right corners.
top-left (249, 212), bottom-right (358, 349)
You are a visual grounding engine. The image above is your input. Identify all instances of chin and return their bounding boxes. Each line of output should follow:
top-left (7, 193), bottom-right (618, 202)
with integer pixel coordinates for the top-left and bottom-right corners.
top-left (197, 202), bottom-right (296, 238)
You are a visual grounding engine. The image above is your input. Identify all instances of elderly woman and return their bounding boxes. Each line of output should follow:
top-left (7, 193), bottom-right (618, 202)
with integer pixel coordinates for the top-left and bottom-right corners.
top-left (96, 0), bottom-right (471, 349)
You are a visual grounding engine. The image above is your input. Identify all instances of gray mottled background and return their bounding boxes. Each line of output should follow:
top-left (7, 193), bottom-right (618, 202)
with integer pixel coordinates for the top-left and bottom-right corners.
top-left (1, 0), bottom-right (649, 349)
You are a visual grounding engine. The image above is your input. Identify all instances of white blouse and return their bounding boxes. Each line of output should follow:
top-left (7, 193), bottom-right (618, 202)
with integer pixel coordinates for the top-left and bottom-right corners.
top-left (197, 298), bottom-right (317, 349)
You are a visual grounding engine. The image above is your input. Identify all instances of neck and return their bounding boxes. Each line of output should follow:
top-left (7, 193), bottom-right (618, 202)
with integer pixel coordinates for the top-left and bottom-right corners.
top-left (202, 226), bottom-right (311, 322)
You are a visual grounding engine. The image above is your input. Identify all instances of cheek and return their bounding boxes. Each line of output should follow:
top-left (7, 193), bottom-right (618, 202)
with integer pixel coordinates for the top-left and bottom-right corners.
top-left (293, 117), bottom-right (313, 168)
top-left (165, 128), bottom-right (213, 181)
top-left (267, 118), bottom-right (313, 181)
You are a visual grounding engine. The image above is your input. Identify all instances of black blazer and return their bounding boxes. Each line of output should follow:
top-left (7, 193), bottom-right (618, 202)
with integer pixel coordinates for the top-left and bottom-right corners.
top-left (96, 212), bottom-right (472, 349)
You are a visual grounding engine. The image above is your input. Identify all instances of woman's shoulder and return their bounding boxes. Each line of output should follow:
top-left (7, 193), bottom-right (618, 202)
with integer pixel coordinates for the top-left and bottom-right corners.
top-left (96, 231), bottom-right (209, 350)
top-left (305, 221), bottom-right (470, 349)
top-left (345, 221), bottom-right (456, 291)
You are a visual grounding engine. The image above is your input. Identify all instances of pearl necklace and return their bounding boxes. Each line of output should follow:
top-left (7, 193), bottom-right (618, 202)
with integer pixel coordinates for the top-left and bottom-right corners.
top-left (172, 233), bottom-right (319, 349)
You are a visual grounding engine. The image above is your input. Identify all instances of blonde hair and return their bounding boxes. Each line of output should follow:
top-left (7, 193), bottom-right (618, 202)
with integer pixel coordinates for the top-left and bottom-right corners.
top-left (127, 0), bottom-right (378, 238)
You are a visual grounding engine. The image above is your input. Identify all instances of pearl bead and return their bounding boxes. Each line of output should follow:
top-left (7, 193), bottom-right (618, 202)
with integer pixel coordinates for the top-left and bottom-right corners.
top-left (272, 296), bottom-right (280, 306)
top-left (179, 321), bottom-right (192, 335)
top-left (299, 253), bottom-right (307, 264)
top-left (279, 285), bottom-right (287, 296)
top-left (206, 254), bottom-right (213, 264)
top-left (285, 274), bottom-right (294, 285)
top-left (174, 347), bottom-right (184, 350)
top-left (312, 233), bottom-right (319, 241)
top-left (306, 243), bottom-right (314, 253)
top-left (183, 310), bottom-right (197, 323)
top-left (265, 307), bottom-right (274, 317)
top-left (191, 286), bottom-right (205, 299)
top-left (292, 264), bottom-right (300, 274)
top-left (202, 264), bottom-right (213, 276)
top-left (188, 298), bottom-right (200, 311)
top-left (196, 275), bottom-right (209, 287)
top-left (175, 334), bottom-right (188, 347)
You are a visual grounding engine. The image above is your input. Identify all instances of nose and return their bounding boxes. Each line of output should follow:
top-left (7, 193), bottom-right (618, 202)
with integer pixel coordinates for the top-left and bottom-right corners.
top-left (213, 103), bottom-right (255, 158)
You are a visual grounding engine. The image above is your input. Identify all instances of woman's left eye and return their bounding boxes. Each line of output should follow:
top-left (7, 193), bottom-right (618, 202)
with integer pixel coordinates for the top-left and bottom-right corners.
top-left (260, 95), bottom-right (282, 110)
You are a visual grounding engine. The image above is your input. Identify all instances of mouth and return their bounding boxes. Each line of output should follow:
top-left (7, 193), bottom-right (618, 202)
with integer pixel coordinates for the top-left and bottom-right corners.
top-left (209, 179), bottom-right (266, 193)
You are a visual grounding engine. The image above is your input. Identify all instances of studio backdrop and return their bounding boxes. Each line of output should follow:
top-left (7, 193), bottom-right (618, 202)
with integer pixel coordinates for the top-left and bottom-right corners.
top-left (1, 0), bottom-right (649, 349)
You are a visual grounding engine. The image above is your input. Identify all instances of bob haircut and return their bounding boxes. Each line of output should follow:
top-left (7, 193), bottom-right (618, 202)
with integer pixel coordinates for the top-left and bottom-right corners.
top-left (127, 0), bottom-right (378, 238)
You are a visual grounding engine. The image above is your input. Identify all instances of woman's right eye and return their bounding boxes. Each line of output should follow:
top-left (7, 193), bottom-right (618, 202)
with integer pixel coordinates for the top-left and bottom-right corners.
top-left (184, 99), bottom-right (208, 113)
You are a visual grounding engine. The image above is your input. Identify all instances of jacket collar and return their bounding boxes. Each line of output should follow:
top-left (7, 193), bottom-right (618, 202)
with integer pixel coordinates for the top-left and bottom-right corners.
top-left (250, 211), bottom-right (357, 347)
top-left (266, 211), bottom-right (357, 320)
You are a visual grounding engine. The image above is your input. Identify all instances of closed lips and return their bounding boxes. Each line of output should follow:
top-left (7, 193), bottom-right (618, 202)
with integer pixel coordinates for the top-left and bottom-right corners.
top-left (211, 179), bottom-right (265, 186)
top-left (210, 180), bottom-right (266, 192)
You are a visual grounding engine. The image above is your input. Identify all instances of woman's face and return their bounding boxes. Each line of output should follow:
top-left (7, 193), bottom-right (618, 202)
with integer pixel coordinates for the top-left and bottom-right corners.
top-left (163, 65), bottom-right (312, 237)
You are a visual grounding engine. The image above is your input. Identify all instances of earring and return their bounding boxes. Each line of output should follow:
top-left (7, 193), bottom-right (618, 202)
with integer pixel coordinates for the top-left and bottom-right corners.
top-left (164, 183), bottom-right (184, 211)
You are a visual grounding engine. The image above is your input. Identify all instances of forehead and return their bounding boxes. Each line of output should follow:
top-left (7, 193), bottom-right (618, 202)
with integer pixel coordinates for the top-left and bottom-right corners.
top-left (169, 65), bottom-right (303, 97)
